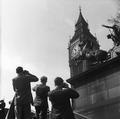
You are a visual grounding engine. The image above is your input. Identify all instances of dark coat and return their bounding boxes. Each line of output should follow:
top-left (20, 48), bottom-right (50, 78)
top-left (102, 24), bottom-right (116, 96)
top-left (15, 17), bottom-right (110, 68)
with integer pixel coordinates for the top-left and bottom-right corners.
top-left (33, 84), bottom-right (50, 108)
top-left (12, 74), bottom-right (38, 105)
top-left (48, 88), bottom-right (79, 119)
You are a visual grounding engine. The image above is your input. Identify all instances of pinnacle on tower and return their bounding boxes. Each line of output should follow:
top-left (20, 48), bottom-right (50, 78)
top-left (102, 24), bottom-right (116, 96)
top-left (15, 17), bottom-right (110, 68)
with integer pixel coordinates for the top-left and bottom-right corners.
top-left (75, 8), bottom-right (88, 30)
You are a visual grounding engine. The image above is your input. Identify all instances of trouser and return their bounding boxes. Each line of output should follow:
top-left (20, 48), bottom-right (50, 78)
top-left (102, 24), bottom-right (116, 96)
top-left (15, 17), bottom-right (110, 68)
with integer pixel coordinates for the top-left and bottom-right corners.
top-left (35, 106), bottom-right (48, 119)
top-left (15, 103), bottom-right (32, 119)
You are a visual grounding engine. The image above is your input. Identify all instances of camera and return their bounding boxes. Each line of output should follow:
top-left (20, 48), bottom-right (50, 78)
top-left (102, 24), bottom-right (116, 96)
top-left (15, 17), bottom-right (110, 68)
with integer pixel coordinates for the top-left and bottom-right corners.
top-left (0, 100), bottom-right (5, 109)
top-left (62, 82), bottom-right (69, 88)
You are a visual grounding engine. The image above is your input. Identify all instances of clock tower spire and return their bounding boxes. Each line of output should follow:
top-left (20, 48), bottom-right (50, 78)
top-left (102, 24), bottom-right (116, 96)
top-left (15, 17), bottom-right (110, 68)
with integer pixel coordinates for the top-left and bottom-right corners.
top-left (68, 8), bottom-right (99, 77)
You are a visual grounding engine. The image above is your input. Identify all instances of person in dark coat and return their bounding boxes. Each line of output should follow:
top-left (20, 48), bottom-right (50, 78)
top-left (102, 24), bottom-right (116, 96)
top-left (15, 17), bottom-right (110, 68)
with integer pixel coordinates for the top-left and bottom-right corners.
top-left (0, 100), bottom-right (6, 119)
top-left (48, 77), bottom-right (79, 119)
top-left (33, 76), bottom-right (50, 119)
top-left (12, 66), bottom-right (39, 119)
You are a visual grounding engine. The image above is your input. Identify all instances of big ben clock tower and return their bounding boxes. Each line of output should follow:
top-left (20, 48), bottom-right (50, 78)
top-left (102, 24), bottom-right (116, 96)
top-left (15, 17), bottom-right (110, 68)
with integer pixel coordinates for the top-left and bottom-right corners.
top-left (68, 9), bottom-right (100, 77)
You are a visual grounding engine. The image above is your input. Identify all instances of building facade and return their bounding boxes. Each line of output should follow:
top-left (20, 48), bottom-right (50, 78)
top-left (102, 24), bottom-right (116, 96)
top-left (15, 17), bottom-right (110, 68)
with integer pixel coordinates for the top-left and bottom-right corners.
top-left (67, 56), bottom-right (120, 119)
top-left (67, 9), bottom-right (120, 119)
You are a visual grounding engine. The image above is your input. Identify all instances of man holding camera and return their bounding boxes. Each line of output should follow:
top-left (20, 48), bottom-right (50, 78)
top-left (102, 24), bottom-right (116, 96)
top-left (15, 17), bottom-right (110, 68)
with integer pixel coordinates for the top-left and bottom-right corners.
top-left (48, 77), bottom-right (79, 119)
top-left (12, 66), bottom-right (39, 119)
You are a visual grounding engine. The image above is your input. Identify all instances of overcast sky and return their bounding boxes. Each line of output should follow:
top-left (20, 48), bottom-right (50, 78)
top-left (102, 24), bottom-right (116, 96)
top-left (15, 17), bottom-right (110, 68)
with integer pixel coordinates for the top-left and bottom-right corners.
top-left (1, 0), bottom-right (119, 106)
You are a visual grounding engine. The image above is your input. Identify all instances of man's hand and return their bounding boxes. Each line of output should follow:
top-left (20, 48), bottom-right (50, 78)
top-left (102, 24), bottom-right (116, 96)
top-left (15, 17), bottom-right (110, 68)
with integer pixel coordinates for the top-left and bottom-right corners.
top-left (62, 82), bottom-right (69, 88)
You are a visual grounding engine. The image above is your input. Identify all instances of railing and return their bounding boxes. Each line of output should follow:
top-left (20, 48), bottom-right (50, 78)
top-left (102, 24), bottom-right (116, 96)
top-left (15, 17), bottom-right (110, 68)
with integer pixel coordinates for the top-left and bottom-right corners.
top-left (73, 111), bottom-right (91, 119)
top-left (48, 111), bottom-right (91, 119)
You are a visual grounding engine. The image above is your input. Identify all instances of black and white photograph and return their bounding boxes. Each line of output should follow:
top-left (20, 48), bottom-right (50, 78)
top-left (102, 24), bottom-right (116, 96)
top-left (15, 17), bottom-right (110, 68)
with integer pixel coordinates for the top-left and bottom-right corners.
top-left (1, 0), bottom-right (120, 119)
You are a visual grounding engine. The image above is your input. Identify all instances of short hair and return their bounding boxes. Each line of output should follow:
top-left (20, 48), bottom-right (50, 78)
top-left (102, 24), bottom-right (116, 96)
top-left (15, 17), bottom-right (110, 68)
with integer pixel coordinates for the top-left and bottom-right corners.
top-left (16, 66), bottom-right (23, 74)
top-left (40, 76), bottom-right (47, 83)
top-left (54, 77), bottom-right (63, 86)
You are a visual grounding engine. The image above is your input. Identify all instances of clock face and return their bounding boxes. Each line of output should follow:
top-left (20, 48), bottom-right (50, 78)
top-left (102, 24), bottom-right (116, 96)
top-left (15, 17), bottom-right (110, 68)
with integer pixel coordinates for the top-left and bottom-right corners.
top-left (71, 41), bottom-right (82, 59)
